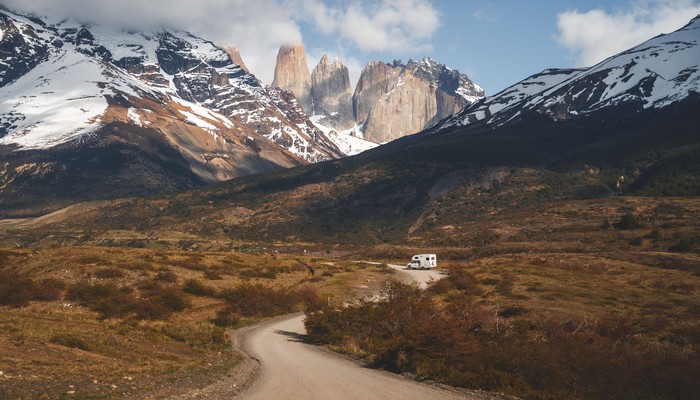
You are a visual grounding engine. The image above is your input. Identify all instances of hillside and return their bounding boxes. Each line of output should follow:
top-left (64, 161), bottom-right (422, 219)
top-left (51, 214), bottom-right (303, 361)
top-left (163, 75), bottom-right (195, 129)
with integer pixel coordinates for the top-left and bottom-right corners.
top-left (0, 8), bottom-right (343, 215)
top-left (1, 14), bottom-right (699, 400)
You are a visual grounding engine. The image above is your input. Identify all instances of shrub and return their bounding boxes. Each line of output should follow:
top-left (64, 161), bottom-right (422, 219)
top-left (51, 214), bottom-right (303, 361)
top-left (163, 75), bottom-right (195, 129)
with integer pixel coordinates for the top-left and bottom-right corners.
top-left (218, 282), bottom-right (322, 318)
top-left (33, 278), bottom-right (65, 301)
top-left (67, 282), bottom-right (190, 320)
top-left (669, 238), bottom-right (693, 252)
top-left (0, 272), bottom-right (36, 307)
top-left (213, 307), bottom-right (241, 327)
top-left (305, 279), bottom-right (700, 400)
top-left (183, 279), bottom-right (217, 297)
top-left (67, 283), bottom-right (137, 319)
top-left (648, 228), bottom-right (662, 239)
top-left (50, 333), bottom-right (91, 351)
top-left (613, 213), bottom-right (642, 230)
top-left (0, 272), bottom-right (63, 307)
top-left (498, 305), bottom-right (527, 318)
top-left (239, 267), bottom-right (279, 280)
top-left (94, 268), bottom-right (125, 279)
top-left (429, 265), bottom-right (480, 294)
top-left (203, 269), bottom-right (223, 280)
top-left (159, 321), bottom-right (229, 349)
top-left (155, 270), bottom-right (178, 282)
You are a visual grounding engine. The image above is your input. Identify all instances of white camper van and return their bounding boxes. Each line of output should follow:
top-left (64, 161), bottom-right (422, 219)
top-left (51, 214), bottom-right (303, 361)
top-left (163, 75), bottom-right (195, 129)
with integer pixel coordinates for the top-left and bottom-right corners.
top-left (406, 254), bottom-right (437, 269)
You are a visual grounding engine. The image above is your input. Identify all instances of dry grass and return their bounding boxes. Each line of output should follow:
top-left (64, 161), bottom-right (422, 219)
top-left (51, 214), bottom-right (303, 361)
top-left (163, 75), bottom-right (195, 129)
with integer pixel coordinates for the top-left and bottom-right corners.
top-left (0, 246), bottom-right (390, 399)
top-left (0, 195), bottom-right (698, 398)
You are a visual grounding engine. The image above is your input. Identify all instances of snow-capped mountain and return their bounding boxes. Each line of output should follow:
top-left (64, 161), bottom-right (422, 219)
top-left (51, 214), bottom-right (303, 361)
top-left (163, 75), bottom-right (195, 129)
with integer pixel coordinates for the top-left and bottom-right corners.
top-left (0, 8), bottom-right (344, 212)
top-left (0, 8), bottom-right (342, 161)
top-left (433, 16), bottom-right (700, 131)
top-left (271, 45), bottom-right (484, 146)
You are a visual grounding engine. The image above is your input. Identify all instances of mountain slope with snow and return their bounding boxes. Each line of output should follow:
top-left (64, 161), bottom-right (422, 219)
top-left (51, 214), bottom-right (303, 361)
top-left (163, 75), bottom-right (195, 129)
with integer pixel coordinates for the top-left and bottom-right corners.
top-left (434, 16), bottom-right (700, 131)
top-left (0, 8), bottom-right (347, 214)
top-left (0, 9), bottom-right (342, 161)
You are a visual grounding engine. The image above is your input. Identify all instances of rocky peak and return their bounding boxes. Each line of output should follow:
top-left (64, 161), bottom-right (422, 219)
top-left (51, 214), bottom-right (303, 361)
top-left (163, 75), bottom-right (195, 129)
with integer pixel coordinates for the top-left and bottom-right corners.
top-left (353, 58), bottom-right (483, 143)
top-left (352, 61), bottom-right (402, 128)
top-left (310, 54), bottom-right (354, 130)
top-left (224, 45), bottom-right (249, 73)
top-left (272, 43), bottom-right (312, 113)
top-left (0, 12), bottom-right (49, 88)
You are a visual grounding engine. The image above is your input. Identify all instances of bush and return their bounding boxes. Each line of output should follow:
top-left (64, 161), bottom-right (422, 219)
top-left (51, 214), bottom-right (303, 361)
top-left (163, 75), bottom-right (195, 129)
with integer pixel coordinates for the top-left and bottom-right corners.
top-left (239, 267), bottom-right (279, 280)
top-left (159, 322), bottom-right (229, 349)
top-left (217, 282), bottom-right (322, 318)
top-left (183, 279), bottom-right (217, 297)
top-left (203, 269), bottom-right (223, 280)
top-left (648, 228), bottom-right (662, 239)
top-left (50, 333), bottom-right (91, 351)
top-left (305, 279), bottom-right (700, 400)
top-left (0, 272), bottom-right (63, 307)
top-left (213, 307), bottom-right (241, 327)
top-left (630, 237), bottom-right (645, 246)
top-left (94, 268), bottom-right (125, 279)
top-left (669, 238), bottom-right (693, 252)
top-left (155, 270), bottom-right (178, 282)
top-left (67, 283), bottom-right (137, 318)
top-left (0, 272), bottom-right (37, 307)
top-left (613, 213), bottom-right (643, 230)
top-left (67, 282), bottom-right (189, 320)
top-left (32, 278), bottom-right (65, 301)
top-left (429, 265), bottom-right (480, 295)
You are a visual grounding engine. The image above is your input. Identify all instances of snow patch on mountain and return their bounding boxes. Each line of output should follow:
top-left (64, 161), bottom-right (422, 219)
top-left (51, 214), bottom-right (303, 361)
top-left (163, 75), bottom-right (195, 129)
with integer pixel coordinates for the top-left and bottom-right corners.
top-left (0, 52), bottom-right (108, 149)
top-left (0, 8), bottom-right (344, 163)
top-left (434, 16), bottom-right (700, 132)
top-left (310, 115), bottom-right (377, 155)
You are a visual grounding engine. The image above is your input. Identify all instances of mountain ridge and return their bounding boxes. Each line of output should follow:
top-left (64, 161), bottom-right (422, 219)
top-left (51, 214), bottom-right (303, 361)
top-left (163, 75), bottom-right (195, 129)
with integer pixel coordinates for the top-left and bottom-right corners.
top-left (430, 15), bottom-right (700, 133)
top-left (0, 8), bottom-right (343, 212)
top-left (271, 44), bottom-right (485, 145)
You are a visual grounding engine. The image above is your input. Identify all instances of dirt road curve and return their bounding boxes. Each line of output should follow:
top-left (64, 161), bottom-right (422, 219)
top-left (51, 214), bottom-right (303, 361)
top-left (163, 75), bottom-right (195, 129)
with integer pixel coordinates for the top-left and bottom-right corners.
top-left (237, 265), bottom-right (484, 400)
top-left (239, 314), bottom-right (476, 400)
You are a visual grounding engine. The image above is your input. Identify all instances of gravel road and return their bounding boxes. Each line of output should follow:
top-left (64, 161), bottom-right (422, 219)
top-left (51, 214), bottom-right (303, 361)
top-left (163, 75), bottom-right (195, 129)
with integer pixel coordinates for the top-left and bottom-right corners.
top-left (235, 264), bottom-right (493, 400)
top-left (238, 313), bottom-right (477, 399)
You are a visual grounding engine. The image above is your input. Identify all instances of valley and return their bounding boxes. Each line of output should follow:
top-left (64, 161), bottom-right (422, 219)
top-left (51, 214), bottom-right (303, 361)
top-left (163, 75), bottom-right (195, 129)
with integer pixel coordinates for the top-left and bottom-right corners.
top-left (0, 6), bottom-right (699, 400)
top-left (1, 192), bottom-right (698, 399)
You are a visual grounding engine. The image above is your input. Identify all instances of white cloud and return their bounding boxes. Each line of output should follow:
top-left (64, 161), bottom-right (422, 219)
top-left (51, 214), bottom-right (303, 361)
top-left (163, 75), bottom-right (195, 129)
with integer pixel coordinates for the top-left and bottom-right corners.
top-left (4, 0), bottom-right (303, 84)
top-left (3, 0), bottom-right (440, 84)
top-left (472, 3), bottom-right (501, 22)
top-left (297, 0), bottom-right (440, 53)
top-left (555, 0), bottom-right (700, 67)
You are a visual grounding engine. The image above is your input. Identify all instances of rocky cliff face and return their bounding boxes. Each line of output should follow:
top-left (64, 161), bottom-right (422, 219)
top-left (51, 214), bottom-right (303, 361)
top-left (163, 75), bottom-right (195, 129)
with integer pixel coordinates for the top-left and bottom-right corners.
top-left (270, 49), bottom-right (484, 145)
top-left (352, 61), bottom-right (402, 133)
top-left (273, 45), bottom-right (484, 143)
top-left (0, 9), bottom-right (344, 213)
top-left (310, 54), bottom-right (354, 130)
top-left (354, 58), bottom-right (484, 143)
top-left (224, 45), bottom-right (249, 73)
top-left (272, 44), bottom-right (312, 113)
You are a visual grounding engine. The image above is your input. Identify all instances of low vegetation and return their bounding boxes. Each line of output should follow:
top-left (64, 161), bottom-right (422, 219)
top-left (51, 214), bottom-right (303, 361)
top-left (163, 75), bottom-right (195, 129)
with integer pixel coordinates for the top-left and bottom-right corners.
top-left (307, 269), bottom-right (700, 400)
top-left (0, 246), bottom-right (388, 399)
top-left (1, 165), bottom-right (698, 399)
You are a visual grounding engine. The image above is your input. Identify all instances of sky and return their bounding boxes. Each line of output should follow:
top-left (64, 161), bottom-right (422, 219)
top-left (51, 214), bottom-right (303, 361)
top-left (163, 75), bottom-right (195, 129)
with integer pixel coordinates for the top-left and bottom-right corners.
top-left (4, 0), bottom-right (700, 95)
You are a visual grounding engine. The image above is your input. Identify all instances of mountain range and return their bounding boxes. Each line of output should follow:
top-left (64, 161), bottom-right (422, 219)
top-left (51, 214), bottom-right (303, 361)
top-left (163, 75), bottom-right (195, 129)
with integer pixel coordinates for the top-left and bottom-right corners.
top-left (48, 15), bottom-right (699, 244)
top-left (0, 8), bottom-right (345, 213)
top-left (272, 43), bottom-right (484, 143)
top-left (0, 8), bottom-right (698, 222)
